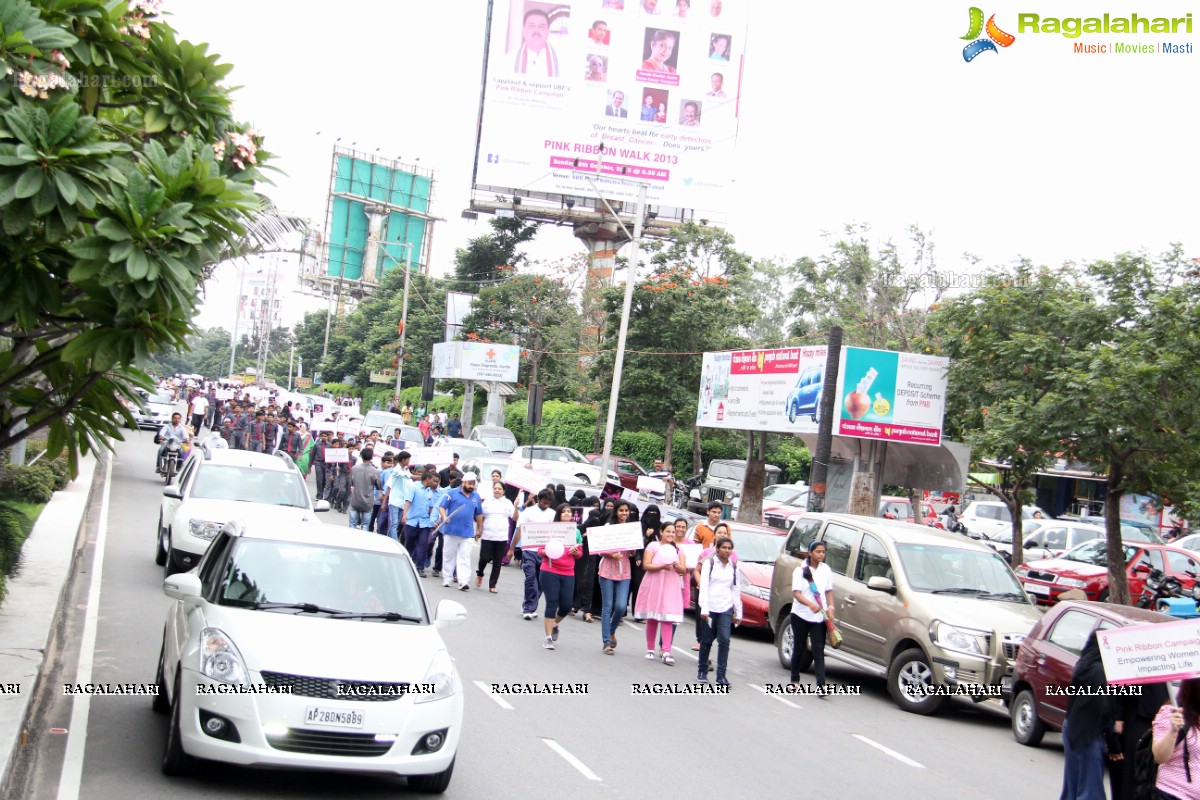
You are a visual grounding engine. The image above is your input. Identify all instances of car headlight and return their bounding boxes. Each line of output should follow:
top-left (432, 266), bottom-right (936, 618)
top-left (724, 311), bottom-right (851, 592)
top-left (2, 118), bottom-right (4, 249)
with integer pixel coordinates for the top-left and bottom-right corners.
top-left (737, 570), bottom-right (770, 600)
top-left (415, 650), bottom-right (458, 705)
top-left (930, 621), bottom-right (987, 657)
top-left (1057, 577), bottom-right (1087, 589)
top-left (200, 628), bottom-right (248, 685)
top-left (1014, 567), bottom-right (1029, 577)
top-left (189, 519), bottom-right (223, 540)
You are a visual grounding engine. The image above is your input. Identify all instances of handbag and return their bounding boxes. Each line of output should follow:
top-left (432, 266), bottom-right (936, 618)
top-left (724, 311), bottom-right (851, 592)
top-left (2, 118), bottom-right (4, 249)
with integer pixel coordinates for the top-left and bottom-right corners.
top-left (825, 611), bottom-right (844, 649)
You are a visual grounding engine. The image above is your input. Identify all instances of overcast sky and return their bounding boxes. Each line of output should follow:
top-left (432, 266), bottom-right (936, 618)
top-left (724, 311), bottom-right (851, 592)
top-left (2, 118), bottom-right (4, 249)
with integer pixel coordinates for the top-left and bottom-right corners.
top-left (179, 0), bottom-right (1198, 333)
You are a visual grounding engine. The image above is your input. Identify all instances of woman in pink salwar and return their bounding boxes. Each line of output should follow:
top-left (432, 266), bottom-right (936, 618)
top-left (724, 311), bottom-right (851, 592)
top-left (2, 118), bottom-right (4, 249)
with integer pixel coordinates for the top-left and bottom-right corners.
top-left (633, 517), bottom-right (688, 665)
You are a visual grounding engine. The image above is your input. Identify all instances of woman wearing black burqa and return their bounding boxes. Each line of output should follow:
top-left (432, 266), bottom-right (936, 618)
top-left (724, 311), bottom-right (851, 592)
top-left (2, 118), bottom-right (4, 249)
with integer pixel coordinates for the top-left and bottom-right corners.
top-left (1061, 632), bottom-right (1115, 800)
top-left (1111, 680), bottom-right (1170, 800)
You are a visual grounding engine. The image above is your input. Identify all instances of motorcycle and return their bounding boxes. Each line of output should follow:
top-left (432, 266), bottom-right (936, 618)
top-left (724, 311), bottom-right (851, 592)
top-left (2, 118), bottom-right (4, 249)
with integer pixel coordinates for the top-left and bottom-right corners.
top-left (673, 472), bottom-right (702, 509)
top-left (1136, 568), bottom-right (1185, 610)
top-left (158, 438), bottom-right (182, 484)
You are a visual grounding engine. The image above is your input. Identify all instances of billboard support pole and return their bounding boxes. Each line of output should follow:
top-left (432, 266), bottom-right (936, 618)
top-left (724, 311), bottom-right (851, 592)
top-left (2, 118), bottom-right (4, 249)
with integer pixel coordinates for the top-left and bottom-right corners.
top-left (597, 182), bottom-right (648, 483)
top-left (393, 242), bottom-right (415, 400)
top-left (807, 326), bottom-right (843, 513)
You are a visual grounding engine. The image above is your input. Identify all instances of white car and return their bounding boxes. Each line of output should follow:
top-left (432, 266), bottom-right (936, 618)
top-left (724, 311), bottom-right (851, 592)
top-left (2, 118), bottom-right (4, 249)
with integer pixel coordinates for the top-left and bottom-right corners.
top-left (154, 520), bottom-right (465, 792)
top-left (959, 500), bottom-right (1051, 540)
top-left (510, 446), bottom-right (620, 486)
top-left (157, 449), bottom-right (329, 576)
top-left (135, 391), bottom-right (178, 430)
top-left (432, 438), bottom-right (491, 461)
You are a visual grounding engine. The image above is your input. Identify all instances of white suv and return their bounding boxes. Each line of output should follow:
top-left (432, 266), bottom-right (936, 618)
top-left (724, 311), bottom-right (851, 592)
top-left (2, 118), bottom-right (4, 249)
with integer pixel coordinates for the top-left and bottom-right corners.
top-left (510, 446), bottom-right (619, 485)
top-left (156, 449), bottom-right (329, 576)
top-left (960, 501), bottom-right (1050, 540)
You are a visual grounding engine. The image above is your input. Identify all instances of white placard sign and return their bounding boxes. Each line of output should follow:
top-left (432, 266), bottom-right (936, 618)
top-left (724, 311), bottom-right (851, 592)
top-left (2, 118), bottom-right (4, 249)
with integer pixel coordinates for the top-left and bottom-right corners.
top-left (519, 522), bottom-right (578, 551)
top-left (215, 389), bottom-right (234, 400)
top-left (636, 475), bottom-right (666, 495)
top-left (1097, 618), bottom-right (1200, 684)
top-left (679, 543), bottom-right (704, 569)
top-left (587, 522), bottom-right (644, 555)
top-left (324, 447), bottom-right (350, 464)
top-left (503, 463), bottom-right (551, 493)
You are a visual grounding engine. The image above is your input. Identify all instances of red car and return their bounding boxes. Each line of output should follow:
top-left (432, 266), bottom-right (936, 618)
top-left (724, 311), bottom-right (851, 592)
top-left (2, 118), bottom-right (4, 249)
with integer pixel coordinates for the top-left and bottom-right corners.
top-left (1009, 600), bottom-right (1174, 746)
top-left (1016, 539), bottom-right (1200, 605)
top-left (684, 522), bottom-right (786, 629)
top-left (585, 454), bottom-right (648, 491)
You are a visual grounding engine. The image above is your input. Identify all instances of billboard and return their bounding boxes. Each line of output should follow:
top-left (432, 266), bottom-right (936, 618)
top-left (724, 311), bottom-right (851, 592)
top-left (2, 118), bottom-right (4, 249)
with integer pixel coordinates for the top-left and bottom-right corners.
top-left (695, 346), bottom-right (829, 434)
top-left (431, 342), bottom-right (520, 382)
top-left (325, 148), bottom-right (434, 282)
top-left (473, 0), bottom-right (747, 212)
top-left (833, 347), bottom-right (949, 446)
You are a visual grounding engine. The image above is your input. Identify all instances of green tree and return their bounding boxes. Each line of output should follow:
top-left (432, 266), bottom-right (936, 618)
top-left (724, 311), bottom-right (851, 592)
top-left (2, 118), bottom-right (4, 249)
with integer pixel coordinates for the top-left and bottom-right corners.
top-left (451, 216), bottom-right (539, 291)
top-left (0, 0), bottom-right (274, 471)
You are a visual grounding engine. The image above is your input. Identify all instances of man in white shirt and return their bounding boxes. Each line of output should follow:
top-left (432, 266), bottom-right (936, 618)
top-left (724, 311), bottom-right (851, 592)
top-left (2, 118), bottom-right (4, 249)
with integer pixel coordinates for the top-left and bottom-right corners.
top-left (189, 393), bottom-right (209, 432)
top-left (513, 9), bottom-right (560, 77)
top-left (509, 489), bottom-right (556, 620)
top-left (646, 458), bottom-right (673, 503)
top-left (707, 72), bottom-right (727, 98)
top-left (790, 541), bottom-right (834, 691)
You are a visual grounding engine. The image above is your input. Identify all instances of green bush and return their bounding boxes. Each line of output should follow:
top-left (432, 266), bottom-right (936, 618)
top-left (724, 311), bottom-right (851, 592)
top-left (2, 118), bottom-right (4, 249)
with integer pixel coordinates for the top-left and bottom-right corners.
top-left (45, 455), bottom-right (72, 491)
top-left (0, 507), bottom-right (22, 577)
top-left (767, 440), bottom-right (813, 484)
top-left (540, 401), bottom-right (597, 452)
top-left (0, 464), bottom-right (55, 504)
top-left (319, 382), bottom-right (355, 397)
top-left (613, 431), bottom-right (665, 467)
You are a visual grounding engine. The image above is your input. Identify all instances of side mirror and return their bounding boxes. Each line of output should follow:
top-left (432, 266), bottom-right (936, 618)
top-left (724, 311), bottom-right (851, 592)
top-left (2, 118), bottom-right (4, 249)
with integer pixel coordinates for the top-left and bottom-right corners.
top-left (434, 599), bottom-right (468, 629)
top-left (1024, 539), bottom-right (1038, 548)
top-left (163, 485), bottom-right (183, 499)
top-left (866, 576), bottom-right (895, 593)
top-left (163, 572), bottom-right (202, 605)
top-left (1026, 591), bottom-right (1040, 604)
top-left (1134, 564), bottom-right (1152, 574)
top-left (314, 499), bottom-right (331, 513)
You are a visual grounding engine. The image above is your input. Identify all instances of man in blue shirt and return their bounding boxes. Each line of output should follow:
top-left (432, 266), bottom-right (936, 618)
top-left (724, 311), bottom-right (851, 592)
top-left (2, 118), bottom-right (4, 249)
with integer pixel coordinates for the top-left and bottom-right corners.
top-left (438, 472), bottom-right (484, 591)
top-left (403, 469), bottom-right (437, 574)
top-left (384, 451), bottom-right (413, 542)
top-left (372, 453), bottom-right (394, 533)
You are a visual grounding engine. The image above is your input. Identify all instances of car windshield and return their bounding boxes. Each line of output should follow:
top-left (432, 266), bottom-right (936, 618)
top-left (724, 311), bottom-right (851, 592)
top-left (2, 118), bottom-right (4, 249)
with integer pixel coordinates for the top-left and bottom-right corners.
top-left (895, 543), bottom-right (1026, 597)
top-left (216, 539), bottom-right (427, 621)
top-left (561, 448), bottom-right (589, 464)
top-left (709, 462), bottom-right (745, 482)
top-left (992, 520), bottom-right (1044, 544)
top-left (480, 435), bottom-right (516, 452)
top-left (1121, 525), bottom-right (1164, 544)
top-left (763, 485), bottom-right (804, 503)
top-left (191, 465), bottom-right (309, 508)
top-left (1063, 539), bottom-right (1137, 566)
top-left (149, 393), bottom-right (174, 405)
top-left (727, 530), bottom-right (785, 563)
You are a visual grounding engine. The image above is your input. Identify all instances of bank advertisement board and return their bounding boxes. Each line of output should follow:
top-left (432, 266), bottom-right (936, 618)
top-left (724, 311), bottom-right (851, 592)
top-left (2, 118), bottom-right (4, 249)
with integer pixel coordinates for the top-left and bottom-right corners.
top-left (432, 342), bottom-right (520, 382)
top-left (696, 345), bottom-right (949, 445)
top-left (474, 0), bottom-right (747, 212)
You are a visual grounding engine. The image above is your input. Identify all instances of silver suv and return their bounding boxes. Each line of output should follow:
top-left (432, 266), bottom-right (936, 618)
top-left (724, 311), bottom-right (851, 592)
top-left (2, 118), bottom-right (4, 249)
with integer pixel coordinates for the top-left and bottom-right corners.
top-left (767, 513), bottom-right (1041, 714)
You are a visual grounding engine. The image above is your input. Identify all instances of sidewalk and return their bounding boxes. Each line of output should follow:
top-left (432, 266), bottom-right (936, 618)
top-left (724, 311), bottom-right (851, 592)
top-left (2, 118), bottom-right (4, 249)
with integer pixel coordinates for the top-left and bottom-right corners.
top-left (0, 452), bottom-right (99, 788)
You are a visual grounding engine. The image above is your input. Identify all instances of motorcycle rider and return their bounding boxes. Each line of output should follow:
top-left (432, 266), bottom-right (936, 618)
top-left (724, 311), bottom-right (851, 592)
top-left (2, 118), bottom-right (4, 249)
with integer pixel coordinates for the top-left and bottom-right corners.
top-left (940, 504), bottom-right (962, 534)
top-left (156, 412), bottom-right (188, 474)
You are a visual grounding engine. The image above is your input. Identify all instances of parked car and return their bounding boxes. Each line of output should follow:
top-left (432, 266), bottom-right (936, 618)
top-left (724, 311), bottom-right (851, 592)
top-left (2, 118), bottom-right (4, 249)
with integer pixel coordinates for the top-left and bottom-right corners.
top-left (688, 459), bottom-right (782, 514)
top-left (879, 496), bottom-right (916, 524)
top-left (155, 519), bottom-right (466, 791)
top-left (157, 449), bottom-right (329, 576)
top-left (770, 513), bottom-right (1041, 714)
top-left (685, 522), bottom-right (786, 629)
top-left (1015, 539), bottom-right (1200, 605)
top-left (995, 522), bottom-right (1106, 563)
top-left (135, 391), bottom-right (178, 430)
top-left (960, 500), bottom-right (1051, 540)
top-left (460, 456), bottom-right (516, 484)
top-left (784, 364), bottom-right (823, 424)
top-left (510, 446), bottom-right (619, 486)
top-left (468, 425), bottom-right (518, 455)
top-left (1009, 600), bottom-right (1174, 746)
top-left (758, 482), bottom-right (809, 521)
top-left (585, 454), bottom-right (648, 491)
top-left (362, 411), bottom-right (418, 441)
top-left (986, 520), bottom-right (1058, 563)
top-left (432, 438), bottom-right (491, 461)
top-left (1176, 532), bottom-right (1200, 554)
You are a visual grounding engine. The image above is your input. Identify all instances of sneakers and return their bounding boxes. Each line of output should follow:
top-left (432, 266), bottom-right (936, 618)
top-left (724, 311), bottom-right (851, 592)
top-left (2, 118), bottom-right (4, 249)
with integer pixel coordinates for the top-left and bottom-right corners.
top-left (417, 570), bottom-right (427, 578)
top-left (543, 636), bottom-right (555, 650)
top-left (551, 625), bottom-right (560, 642)
top-left (716, 676), bottom-right (730, 687)
top-left (522, 612), bottom-right (535, 620)
top-left (645, 651), bottom-right (656, 660)
top-left (459, 583), bottom-right (470, 592)
top-left (697, 670), bottom-right (709, 682)
top-left (432, 570), bottom-right (441, 578)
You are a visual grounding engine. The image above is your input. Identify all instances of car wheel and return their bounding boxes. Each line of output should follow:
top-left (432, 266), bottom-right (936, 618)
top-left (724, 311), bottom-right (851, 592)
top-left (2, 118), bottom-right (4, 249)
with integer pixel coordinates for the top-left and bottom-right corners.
top-left (775, 614), bottom-right (811, 671)
top-left (787, 405), bottom-right (796, 424)
top-left (887, 647), bottom-right (945, 715)
top-left (152, 642), bottom-right (169, 714)
top-left (155, 513), bottom-right (167, 566)
top-left (812, 394), bottom-right (822, 423)
top-left (408, 757), bottom-right (455, 794)
top-left (1011, 688), bottom-right (1045, 746)
top-left (162, 673), bottom-right (196, 776)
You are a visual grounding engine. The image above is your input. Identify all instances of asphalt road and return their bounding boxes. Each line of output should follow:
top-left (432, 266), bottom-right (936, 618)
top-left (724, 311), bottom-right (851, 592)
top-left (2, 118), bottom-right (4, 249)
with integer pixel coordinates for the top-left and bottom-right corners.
top-left (14, 432), bottom-right (1067, 799)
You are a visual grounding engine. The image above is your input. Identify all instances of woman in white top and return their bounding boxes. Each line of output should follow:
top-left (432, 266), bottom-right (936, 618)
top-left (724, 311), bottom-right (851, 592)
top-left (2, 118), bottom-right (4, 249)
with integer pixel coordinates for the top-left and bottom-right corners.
top-left (475, 482), bottom-right (517, 592)
top-left (790, 540), bottom-right (834, 691)
top-left (697, 536), bottom-right (742, 685)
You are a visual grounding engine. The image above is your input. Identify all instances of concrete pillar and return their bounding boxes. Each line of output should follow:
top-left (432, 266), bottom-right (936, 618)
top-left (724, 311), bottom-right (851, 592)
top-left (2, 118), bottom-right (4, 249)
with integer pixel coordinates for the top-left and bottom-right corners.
top-left (460, 381), bottom-right (475, 434)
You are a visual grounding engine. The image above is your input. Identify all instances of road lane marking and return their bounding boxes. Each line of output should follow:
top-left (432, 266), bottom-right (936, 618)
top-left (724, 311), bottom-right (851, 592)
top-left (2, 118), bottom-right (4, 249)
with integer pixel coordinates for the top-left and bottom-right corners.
top-left (748, 683), bottom-right (803, 710)
top-left (57, 455), bottom-right (113, 800)
top-left (851, 734), bottom-right (926, 768)
top-left (473, 680), bottom-right (514, 710)
top-left (541, 737), bottom-right (601, 781)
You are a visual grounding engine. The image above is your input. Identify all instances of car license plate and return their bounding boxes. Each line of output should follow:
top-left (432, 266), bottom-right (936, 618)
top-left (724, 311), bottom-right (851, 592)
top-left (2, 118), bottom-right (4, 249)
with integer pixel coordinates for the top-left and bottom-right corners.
top-left (1025, 583), bottom-right (1050, 596)
top-left (304, 706), bottom-right (364, 729)
top-left (1001, 676), bottom-right (1013, 692)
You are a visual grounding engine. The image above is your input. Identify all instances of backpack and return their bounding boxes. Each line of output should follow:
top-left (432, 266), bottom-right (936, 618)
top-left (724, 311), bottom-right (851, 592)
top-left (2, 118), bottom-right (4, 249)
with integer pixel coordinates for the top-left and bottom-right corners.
top-left (1135, 723), bottom-right (1190, 800)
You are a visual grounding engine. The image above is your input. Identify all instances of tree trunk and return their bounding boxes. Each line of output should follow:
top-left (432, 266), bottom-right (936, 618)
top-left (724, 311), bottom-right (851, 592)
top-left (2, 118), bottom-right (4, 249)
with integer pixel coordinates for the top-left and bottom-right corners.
top-left (692, 423), bottom-right (702, 475)
top-left (909, 487), bottom-right (923, 524)
top-left (592, 401), bottom-right (605, 453)
top-left (738, 431), bottom-right (766, 523)
top-left (1008, 487), bottom-right (1024, 570)
top-left (1105, 461), bottom-right (1130, 606)
top-left (664, 417), bottom-right (676, 471)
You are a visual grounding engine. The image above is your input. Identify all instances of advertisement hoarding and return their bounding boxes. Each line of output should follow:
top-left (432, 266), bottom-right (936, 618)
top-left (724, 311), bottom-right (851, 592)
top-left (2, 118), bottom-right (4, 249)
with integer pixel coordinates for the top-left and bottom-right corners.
top-left (431, 342), bottom-right (521, 382)
top-left (474, 0), bottom-right (747, 213)
top-left (833, 347), bottom-right (949, 447)
top-left (695, 346), bottom-right (829, 435)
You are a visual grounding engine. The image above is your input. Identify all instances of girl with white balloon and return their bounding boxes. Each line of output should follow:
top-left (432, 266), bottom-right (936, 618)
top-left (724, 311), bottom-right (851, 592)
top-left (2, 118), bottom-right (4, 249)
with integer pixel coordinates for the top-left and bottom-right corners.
top-left (540, 504), bottom-right (583, 650)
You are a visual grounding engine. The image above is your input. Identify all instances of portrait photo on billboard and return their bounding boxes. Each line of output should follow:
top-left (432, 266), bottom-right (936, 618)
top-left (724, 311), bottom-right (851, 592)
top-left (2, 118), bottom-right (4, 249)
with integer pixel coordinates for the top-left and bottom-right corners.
top-left (584, 53), bottom-right (609, 81)
top-left (638, 89), bottom-right (670, 123)
top-left (509, 3), bottom-right (569, 78)
top-left (602, 0), bottom-right (625, 9)
top-left (587, 18), bottom-right (611, 45)
top-left (641, 27), bottom-right (680, 73)
top-left (605, 88), bottom-right (630, 117)
top-left (678, 99), bottom-right (701, 126)
top-left (708, 32), bottom-right (732, 61)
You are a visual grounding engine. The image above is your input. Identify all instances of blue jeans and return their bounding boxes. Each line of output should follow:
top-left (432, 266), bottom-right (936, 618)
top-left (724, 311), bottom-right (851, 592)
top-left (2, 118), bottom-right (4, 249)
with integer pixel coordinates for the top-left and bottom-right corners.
top-left (521, 551), bottom-right (542, 614)
top-left (387, 506), bottom-right (404, 541)
top-left (698, 610), bottom-right (733, 679)
top-left (348, 507), bottom-right (370, 530)
top-left (599, 577), bottom-right (630, 647)
top-left (540, 571), bottom-right (575, 619)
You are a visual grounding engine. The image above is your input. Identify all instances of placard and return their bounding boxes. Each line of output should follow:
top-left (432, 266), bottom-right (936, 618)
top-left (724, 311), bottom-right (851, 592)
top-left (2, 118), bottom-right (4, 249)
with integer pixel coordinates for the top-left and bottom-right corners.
top-left (1097, 618), bottom-right (1200, 684)
top-left (519, 522), bottom-right (579, 551)
top-left (636, 475), bottom-right (666, 495)
top-left (503, 463), bottom-right (552, 493)
top-left (679, 543), bottom-right (704, 569)
top-left (215, 389), bottom-right (234, 400)
top-left (324, 447), bottom-right (350, 464)
top-left (587, 522), bottom-right (644, 555)
top-left (599, 481), bottom-right (625, 504)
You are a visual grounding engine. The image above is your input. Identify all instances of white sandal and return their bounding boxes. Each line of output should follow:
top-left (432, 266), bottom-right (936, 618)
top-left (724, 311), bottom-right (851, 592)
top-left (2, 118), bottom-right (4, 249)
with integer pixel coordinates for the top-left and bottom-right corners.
top-left (645, 651), bottom-right (655, 660)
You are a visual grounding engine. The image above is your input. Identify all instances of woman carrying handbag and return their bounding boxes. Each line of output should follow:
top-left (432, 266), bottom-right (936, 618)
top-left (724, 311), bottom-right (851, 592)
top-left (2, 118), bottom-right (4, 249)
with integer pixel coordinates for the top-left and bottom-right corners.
top-left (789, 541), bottom-right (835, 694)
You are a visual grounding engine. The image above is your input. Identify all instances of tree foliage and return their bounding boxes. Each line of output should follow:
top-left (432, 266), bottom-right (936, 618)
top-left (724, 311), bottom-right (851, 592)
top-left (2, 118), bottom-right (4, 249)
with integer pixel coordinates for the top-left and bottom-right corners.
top-left (0, 0), bottom-right (273, 470)
top-left (451, 216), bottom-right (539, 291)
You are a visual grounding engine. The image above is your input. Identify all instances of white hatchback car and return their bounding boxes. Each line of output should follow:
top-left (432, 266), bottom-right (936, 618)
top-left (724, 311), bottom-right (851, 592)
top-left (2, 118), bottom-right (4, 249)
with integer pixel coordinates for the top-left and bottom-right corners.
top-left (157, 448), bottom-right (329, 576)
top-left (155, 520), bottom-right (466, 792)
top-left (959, 500), bottom-right (1051, 540)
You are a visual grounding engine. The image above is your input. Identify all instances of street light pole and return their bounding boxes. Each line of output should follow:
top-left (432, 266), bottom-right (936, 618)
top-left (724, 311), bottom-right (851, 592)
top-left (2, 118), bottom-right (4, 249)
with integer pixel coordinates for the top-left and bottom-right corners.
top-left (228, 259), bottom-right (248, 377)
top-left (393, 242), bottom-right (414, 400)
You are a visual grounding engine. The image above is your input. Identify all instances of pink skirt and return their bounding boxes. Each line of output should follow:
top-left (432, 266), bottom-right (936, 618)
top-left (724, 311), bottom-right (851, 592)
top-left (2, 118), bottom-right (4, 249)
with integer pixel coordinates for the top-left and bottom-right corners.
top-left (634, 545), bottom-right (685, 622)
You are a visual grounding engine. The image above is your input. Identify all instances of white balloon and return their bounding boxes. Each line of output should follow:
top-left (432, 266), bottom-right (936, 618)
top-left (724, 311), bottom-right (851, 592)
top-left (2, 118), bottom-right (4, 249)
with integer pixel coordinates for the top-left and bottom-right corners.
top-left (544, 540), bottom-right (565, 560)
